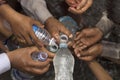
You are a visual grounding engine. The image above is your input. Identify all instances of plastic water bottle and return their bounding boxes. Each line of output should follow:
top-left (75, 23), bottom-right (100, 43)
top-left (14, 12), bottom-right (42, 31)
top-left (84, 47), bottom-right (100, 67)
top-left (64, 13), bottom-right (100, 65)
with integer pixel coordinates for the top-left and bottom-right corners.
top-left (32, 25), bottom-right (58, 52)
top-left (59, 16), bottom-right (80, 35)
top-left (53, 34), bottom-right (75, 80)
top-left (11, 52), bottom-right (48, 80)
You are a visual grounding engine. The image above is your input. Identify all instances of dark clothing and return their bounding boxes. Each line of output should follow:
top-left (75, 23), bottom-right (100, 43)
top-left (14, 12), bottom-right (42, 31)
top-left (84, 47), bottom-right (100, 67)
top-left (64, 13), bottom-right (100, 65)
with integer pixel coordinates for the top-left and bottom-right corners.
top-left (107, 0), bottom-right (120, 25)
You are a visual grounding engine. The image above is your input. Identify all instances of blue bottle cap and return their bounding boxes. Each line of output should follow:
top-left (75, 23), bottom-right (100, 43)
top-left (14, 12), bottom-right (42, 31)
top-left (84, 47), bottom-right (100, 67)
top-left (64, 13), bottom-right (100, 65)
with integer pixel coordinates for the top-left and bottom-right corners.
top-left (32, 25), bottom-right (39, 32)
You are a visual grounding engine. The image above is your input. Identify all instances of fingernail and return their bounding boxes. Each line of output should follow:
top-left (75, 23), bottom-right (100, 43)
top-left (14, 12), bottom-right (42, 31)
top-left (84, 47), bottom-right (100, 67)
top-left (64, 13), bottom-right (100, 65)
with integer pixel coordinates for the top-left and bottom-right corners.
top-left (69, 34), bottom-right (73, 38)
top-left (77, 54), bottom-right (81, 57)
top-left (73, 45), bottom-right (75, 48)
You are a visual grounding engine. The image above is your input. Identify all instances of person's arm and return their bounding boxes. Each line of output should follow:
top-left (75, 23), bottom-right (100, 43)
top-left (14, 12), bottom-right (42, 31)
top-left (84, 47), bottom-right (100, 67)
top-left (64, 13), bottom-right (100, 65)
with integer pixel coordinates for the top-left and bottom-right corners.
top-left (0, 53), bottom-right (11, 75)
top-left (18, 0), bottom-right (52, 24)
top-left (18, 0), bottom-right (72, 42)
top-left (96, 11), bottom-right (114, 36)
top-left (0, 1), bottom-right (44, 47)
top-left (0, 17), bottom-right (12, 39)
top-left (73, 11), bottom-right (114, 51)
top-left (101, 40), bottom-right (120, 60)
top-left (87, 60), bottom-right (113, 80)
top-left (65, 0), bottom-right (93, 14)
top-left (0, 2), bottom-right (19, 23)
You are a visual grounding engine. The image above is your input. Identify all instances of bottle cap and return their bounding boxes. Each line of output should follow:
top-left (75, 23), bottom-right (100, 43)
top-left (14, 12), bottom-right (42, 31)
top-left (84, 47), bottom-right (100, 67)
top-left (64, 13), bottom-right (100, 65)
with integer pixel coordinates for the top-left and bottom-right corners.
top-left (60, 34), bottom-right (68, 43)
top-left (32, 25), bottom-right (39, 32)
top-left (49, 38), bottom-right (58, 52)
top-left (37, 52), bottom-right (48, 61)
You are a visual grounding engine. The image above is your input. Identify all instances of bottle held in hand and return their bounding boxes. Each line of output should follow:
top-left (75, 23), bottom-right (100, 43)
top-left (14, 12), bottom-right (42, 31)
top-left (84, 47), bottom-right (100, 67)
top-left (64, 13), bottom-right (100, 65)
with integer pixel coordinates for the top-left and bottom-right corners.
top-left (11, 52), bottom-right (48, 80)
top-left (32, 25), bottom-right (58, 52)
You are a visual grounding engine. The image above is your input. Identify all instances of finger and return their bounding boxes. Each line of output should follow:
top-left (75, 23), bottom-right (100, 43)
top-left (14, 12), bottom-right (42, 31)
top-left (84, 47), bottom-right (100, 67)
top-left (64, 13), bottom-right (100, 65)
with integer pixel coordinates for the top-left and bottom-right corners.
top-left (80, 38), bottom-right (91, 47)
top-left (75, 32), bottom-right (81, 36)
top-left (60, 25), bottom-right (73, 39)
top-left (78, 44), bottom-right (87, 51)
top-left (29, 59), bottom-right (50, 68)
top-left (76, 0), bottom-right (87, 9)
top-left (73, 40), bottom-right (83, 48)
top-left (22, 32), bottom-right (33, 45)
top-left (68, 7), bottom-right (80, 14)
top-left (75, 0), bottom-right (81, 3)
top-left (80, 44), bottom-right (102, 57)
top-left (69, 6), bottom-right (88, 14)
top-left (29, 30), bottom-right (43, 48)
top-left (79, 50), bottom-right (90, 57)
top-left (17, 38), bottom-right (26, 45)
top-left (74, 32), bottom-right (85, 41)
top-left (78, 0), bottom-right (93, 13)
top-left (66, 0), bottom-right (77, 7)
top-left (67, 41), bottom-right (74, 48)
top-left (79, 56), bottom-right (94, 61)
top-left (15, 34), bottom-right (25, 42)
top-left (41, 47), bottom-right (55, 58)
top-left (52, 33), bottom-right (60, 43)
top-left (74, 48), bottom-right (81, 57)
top-left (28, 64), bottom-right (50, 75)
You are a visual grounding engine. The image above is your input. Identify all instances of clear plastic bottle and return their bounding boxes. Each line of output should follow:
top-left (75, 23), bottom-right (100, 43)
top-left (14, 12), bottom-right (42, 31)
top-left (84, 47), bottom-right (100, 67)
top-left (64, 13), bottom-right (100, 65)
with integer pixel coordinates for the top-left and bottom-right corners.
top-left (59, 16), bottom-right (80, 35)
top-left (32, 25), bottom-right (58, 52)
top-left (53, 35), bottom-right (75, 80)
top-left (11, 52), bottom-right (48, 80)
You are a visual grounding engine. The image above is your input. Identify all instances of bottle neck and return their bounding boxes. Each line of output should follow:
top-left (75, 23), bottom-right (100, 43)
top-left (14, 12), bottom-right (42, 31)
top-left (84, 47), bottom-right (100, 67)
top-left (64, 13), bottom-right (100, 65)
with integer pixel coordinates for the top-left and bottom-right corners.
top-left (59, 42), bottom-right (68, 48)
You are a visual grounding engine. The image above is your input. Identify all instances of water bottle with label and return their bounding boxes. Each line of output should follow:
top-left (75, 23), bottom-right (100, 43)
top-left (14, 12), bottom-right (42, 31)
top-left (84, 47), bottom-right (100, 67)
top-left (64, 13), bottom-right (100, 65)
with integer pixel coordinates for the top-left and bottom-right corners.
top-left (53, 34), bottom-right (75, 80)
top-left (11, 52), bottom-right (48, 80)
top-left (32, 25), bottom-right (58, 52)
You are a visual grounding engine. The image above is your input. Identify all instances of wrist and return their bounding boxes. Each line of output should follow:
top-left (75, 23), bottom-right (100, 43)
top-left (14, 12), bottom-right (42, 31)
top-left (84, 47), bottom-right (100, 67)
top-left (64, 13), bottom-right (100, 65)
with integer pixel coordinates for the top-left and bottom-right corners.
top-left (45, 17), bottom-right (55, 24)
top-left (94, 27), bottom-right (103, 38)
top-left (45, 17), bottom-right (56, 28)
top-left (0, 4), bottom-right (19, 23)
top-left (7, 51), bottom-right (14, 66)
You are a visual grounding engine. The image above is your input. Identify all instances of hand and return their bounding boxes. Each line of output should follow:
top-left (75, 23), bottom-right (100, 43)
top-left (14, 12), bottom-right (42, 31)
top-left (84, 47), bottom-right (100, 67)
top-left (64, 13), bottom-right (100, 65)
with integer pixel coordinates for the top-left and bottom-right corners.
top-left (10, 13), bottom-right (44, 47)
top-left (7, 46), bottom-right (52, 75)
top-left (40, 46), bottom-right (55, 59)
top-left (65, 0), bottom-right (78, 8)
top-left (65, 0), bottom-right (93, 14)
top-left (74, 44), bottom-right (102, 61)
top-left (45, 17), bottom-right (72, 42)
top-left (73, 28), bottom-right (103, 50)
top-left (0, 4), bottom-right (44, 48)
top-left (0, 16), bottom-right (12, 40)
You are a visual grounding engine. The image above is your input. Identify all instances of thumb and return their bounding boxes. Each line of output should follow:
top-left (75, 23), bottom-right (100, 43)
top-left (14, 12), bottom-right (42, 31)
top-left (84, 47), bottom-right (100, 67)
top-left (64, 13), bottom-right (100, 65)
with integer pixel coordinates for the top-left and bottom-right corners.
top-left (60, 25), bottom-right (73, 39)
top-left (52, 32), bottom-right (60, 43)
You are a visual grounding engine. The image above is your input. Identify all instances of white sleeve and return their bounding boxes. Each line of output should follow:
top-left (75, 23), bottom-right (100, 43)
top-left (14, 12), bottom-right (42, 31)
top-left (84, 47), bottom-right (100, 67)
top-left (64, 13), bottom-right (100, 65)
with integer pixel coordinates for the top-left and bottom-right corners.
top-left (18, 0), bottom-right (52, 24)
top-left (0, 53), bottom-right (11, 75)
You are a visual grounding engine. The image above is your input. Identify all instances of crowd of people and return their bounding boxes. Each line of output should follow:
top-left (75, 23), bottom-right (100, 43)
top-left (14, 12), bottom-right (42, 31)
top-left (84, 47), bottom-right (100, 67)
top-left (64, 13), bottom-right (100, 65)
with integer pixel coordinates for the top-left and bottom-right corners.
top-left (0, 0), bottom-right (120, 80)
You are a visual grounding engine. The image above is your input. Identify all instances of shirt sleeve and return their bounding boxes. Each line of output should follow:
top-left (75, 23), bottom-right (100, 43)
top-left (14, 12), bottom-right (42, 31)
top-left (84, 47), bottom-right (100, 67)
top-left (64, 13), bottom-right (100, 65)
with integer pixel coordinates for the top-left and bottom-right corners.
top-left (101, 40), bottom-right (120, 59)
top-left (96, 11), bottom-right (114, 36)
top-left (0, 53), bottom-right (11, 75)
top-left (18, 0), bottom-right (52, 24)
